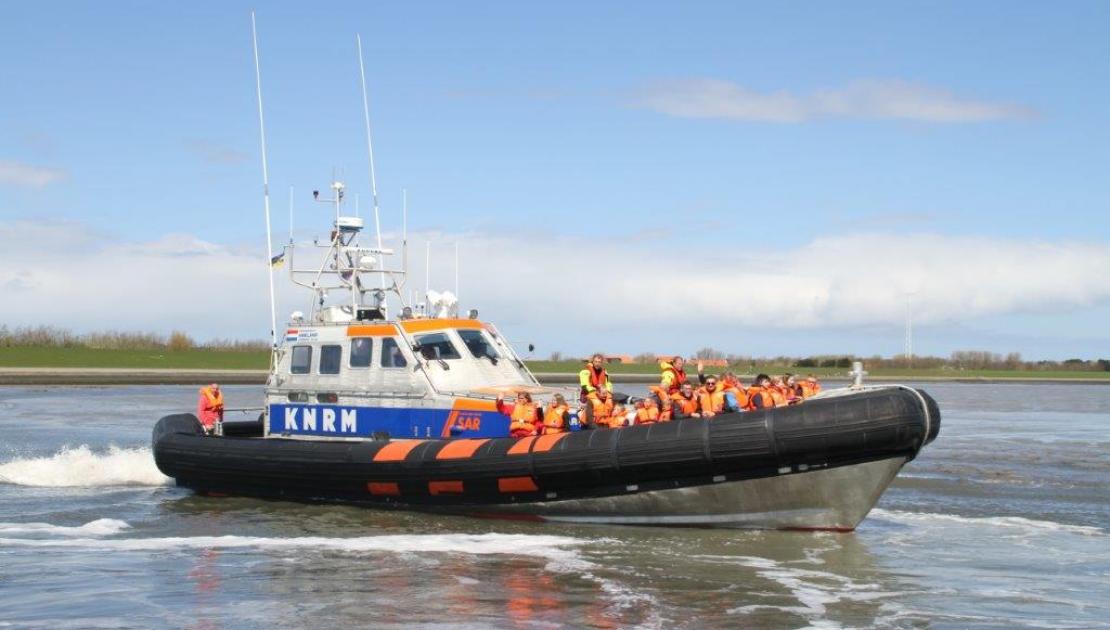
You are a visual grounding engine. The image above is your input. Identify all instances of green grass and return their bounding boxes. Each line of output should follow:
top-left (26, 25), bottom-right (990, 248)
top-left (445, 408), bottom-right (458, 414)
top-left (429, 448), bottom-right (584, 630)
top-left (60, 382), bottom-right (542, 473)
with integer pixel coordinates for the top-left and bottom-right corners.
top-left (2, 347), bottom-right (1108, 379)
top-left (0, 347), bottom-right (270, 369)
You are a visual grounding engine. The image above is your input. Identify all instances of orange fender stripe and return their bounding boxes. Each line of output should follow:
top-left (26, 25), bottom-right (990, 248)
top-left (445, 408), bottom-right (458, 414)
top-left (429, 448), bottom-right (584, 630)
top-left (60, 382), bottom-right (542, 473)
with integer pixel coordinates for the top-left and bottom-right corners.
top-left (428, 480), bottom-right (464, 495)
top-left (532, 433), bottom-right (568, 452)
top-left (507, 436), bottom-right (537, 455)
top-left (436, 439), bottom-right (490, 460)
top-left (373, 440), bottom-right (425, 462)
top-left (347, 324), bottom-right (397, 337)
top-left (498, 476), bottom-right (539, 493)
top-left (367, 482), bottom-right (400, 496)
top-left (401, 319), bottom-right (484, 333)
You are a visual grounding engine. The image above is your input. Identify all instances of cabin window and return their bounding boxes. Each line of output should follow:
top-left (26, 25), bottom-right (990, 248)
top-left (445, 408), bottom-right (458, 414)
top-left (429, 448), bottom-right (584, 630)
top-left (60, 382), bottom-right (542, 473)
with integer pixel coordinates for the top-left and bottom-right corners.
top-left (319, 344), bottom-right (342, 374)
top-left (458, 329), bottom-right (500, 361)
top-left (350, 338), bottom-right (373, 367)
top-left (290, 345), bottom-right (312, 374)
top-left (414, 332), bottom-right (461, 360)
top-left (380, 337), bottom-right (408, 368)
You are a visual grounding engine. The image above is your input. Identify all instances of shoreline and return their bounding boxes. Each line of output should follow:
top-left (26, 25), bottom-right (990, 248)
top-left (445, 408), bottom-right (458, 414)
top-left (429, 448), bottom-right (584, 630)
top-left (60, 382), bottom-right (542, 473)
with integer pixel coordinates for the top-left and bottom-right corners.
top-left (1, 367), bottom-right (1108, 386)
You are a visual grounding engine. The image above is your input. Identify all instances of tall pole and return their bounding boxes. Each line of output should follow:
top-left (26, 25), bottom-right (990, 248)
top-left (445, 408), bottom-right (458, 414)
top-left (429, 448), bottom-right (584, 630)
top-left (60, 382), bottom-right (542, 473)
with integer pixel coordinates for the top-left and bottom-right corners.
top-left (454, 241), bottom-right (459, 300)
top-left (904, 292), bottom-right (914, 366)
top-left (401, 188), bottom-right (408, 293)
top-left (288, 185), bottom-right (294, 243)
top-left (356, 33), bottom-right (387, 314)
top-left (251, 12), bottom-right (278, 351)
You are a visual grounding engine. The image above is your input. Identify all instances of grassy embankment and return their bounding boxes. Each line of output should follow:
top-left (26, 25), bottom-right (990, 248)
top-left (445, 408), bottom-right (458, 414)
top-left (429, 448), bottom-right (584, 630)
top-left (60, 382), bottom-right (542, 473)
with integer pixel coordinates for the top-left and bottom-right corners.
top-left (3, 348), bottom-right (1109, 380)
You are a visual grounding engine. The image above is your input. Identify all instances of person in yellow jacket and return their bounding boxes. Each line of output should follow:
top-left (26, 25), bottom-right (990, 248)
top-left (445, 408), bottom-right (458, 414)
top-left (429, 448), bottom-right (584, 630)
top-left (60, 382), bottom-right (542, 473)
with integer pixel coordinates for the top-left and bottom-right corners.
top-left (578, 353), bottom-right (613, 403)
top-left (658, 356), bottom-right (705, 395)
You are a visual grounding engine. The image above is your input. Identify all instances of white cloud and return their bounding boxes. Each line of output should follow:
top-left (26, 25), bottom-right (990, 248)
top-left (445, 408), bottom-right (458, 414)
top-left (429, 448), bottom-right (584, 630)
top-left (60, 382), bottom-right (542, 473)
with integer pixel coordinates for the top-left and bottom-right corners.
top-left (633, 78), bottom-right (1034, 123)
top-left (0, 160), bottom-right (68, 188)
top-left (0, 221), bottom-right (1106, 347)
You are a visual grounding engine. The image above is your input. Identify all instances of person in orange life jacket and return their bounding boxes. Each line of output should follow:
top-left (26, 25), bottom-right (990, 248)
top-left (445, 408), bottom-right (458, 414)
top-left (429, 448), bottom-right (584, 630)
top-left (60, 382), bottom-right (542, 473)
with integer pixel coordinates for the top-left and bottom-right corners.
top-left (783, 373), bottom-right (805, 403)
top-left (659, 356), bottom-right (706, 395)
top-left (197, 383), bottom-right (224, 434)
top-left (542, 394), bottom-right (571, 435)
top-left (670, 382), bottom-right (704, 419)
top-left (695, 376), bottom-right (737, 418)
top-left (496, 391), bottom-right (541, 438)
top-left (748, 374), bottom-right (779, 410)
top-left (578, 353), bottom-right (613, 403)
top-left (634, 398), bottom-right (663, 424)
top-left (583, 387), bottom-right (621, 429)
top-left (719, 371), bottom-right (750, 411)
top-left (767, 377), bottom-right (789, 406)
top-left (800, 374), bottom-right (822, 398)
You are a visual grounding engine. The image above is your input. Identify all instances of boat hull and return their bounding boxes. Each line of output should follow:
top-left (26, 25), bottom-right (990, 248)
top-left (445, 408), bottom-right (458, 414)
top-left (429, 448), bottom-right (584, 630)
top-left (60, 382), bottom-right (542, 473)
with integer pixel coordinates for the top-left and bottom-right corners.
top-left (484, 456), bottom-right (906, 530)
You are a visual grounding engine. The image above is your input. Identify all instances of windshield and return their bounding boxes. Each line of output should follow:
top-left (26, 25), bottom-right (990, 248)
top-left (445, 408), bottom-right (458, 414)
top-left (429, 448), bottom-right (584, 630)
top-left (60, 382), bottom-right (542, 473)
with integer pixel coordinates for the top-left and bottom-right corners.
top-left (457, 329), bottom-right (500, 361)
top-left (414, 332), bottom-right (462, 360)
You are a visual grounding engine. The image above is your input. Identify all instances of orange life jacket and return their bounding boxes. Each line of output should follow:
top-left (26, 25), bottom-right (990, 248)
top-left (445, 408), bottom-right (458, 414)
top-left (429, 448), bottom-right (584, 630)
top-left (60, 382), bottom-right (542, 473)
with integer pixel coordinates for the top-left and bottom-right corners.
top-left (635, 403), bottom-right (661, 424)
top-left (585, 365), bottom-right (609, 390)
top-left (696, 387), bottom-right (727, 416)
top-left (543, 404), bottom-right (568, 433)
top-left (608, 404), bottom-right (628, 428)
top-left (722, 383), bottom-right (750, 410)
top-left (670, 392), bottom-right (700, 417)
top-left (748, 386), bottom-right (778, 410)
top-left (510, 402), bottom-right (538, 434)
top-left (200, 386), bottom-right (224, 409)
top-left (770, 387), bottom-right (787, 407)
top-left (800, 381), bottom-right (821, 398)
top-left (587, 393), bottom-right (616, 428)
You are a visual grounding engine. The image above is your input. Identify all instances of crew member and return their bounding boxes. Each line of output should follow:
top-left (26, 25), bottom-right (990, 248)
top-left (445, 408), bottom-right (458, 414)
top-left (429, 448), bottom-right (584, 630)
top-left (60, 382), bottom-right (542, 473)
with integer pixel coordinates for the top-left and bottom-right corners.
top-left (670, 382), bottom-right (703, 419)
top-left (497, 391), bottom-right (541, 438)
top-left (542, 394), bottom-right (571, 435)
top-left (197, 383), bottom-right (224, 434)
top-left (659, 356), bottom-right (704, 394)
top-left (578, 353), bottom-right (613, 403)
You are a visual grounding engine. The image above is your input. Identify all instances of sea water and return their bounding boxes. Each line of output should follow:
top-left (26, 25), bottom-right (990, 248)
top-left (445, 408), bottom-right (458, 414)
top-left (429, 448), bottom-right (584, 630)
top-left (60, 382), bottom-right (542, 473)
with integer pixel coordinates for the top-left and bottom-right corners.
top-left (0, 383), bottom-right (1107, 628)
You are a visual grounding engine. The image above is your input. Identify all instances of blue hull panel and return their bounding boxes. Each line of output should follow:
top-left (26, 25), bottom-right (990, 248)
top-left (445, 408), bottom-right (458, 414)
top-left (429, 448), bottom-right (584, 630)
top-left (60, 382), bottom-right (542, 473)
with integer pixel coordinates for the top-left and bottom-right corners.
top-left (268, 403), bottom-right (509, 439)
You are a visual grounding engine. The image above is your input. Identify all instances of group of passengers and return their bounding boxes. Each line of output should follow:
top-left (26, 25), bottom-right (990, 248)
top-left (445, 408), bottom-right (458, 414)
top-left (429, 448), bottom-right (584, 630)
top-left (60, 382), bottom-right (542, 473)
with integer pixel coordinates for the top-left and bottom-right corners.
top-left (496, 354), bottom-right (821, 437)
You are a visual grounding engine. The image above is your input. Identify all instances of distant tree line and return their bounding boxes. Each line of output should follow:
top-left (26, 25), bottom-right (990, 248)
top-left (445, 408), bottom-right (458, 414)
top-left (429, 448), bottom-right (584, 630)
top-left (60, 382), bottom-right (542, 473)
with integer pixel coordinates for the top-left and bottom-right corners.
top-left (549, 346), bottom-right (1110, 372)
top-left (0, 325), bottom-right (270, 352)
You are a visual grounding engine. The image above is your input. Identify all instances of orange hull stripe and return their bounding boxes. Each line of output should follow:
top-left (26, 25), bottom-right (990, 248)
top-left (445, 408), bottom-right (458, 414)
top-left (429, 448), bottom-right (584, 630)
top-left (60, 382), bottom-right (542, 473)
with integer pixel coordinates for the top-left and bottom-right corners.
top-left (401, 319), bottom-right (484, 333)
top-left (451, 398), bottom-right (499, 412)
top-left (428, 480), bottom-right (464, 495)
top-left (532, 433), bottom-right (568, 452)
top-left (498, 476), bottom-right (539, 493)
top-left (372, 440), bottom-right (425, 462)
top-left (507, 436), bottom-right (537, 455)
top-left (347, 324), bottom-right (397, 337)
top-left (436, 439), bottom-right (490, 460)
top-left (367, 482), bottom-right (400, 496)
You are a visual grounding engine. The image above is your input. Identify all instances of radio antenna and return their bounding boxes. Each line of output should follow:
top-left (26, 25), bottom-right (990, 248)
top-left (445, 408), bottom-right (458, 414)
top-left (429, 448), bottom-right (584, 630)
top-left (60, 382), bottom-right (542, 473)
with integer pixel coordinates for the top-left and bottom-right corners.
top-left (288, 185), bottom-right (294, 243)
top-left (356, 33), bottom-right (387, 314)
top-left (401, 188), bottom-right (408, 292)
top-left (251, 11), bottom-right (278, 351)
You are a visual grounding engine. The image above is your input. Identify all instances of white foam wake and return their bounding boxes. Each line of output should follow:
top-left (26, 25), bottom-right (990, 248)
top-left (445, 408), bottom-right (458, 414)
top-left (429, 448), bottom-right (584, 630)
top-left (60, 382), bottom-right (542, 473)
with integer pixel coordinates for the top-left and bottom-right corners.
top-left (0, 445), bottom-right (171, 487)
top-left (0, 531), bottom-right (589, 562)
top-left (871, 508), bottom-right (1104, 537)
top-left (0, 518), bottom-right (130, 537)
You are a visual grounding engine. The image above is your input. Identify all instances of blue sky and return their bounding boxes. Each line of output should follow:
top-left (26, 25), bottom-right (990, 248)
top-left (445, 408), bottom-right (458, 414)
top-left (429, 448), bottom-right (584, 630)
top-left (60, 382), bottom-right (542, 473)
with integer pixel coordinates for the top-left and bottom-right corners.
top-left (2, 2), bottom-right (1108, 359)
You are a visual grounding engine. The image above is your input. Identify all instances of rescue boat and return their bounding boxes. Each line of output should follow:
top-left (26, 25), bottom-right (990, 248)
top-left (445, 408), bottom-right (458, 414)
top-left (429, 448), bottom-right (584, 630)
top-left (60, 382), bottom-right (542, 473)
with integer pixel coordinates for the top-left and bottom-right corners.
top-left (151, 177), bottom-right (940, 530)
top-left (152, 35), bottom-right (940, 529)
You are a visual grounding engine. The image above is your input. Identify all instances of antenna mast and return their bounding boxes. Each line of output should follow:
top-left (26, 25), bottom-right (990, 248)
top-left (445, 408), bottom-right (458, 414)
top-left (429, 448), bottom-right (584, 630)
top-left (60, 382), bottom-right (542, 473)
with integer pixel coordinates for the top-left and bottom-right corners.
top-left (251, 12), bottom-right (278, 351)
top-left (401, 188), bottom-right (409, 293)
top-left (356, 34), bottom-right (387, 314)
